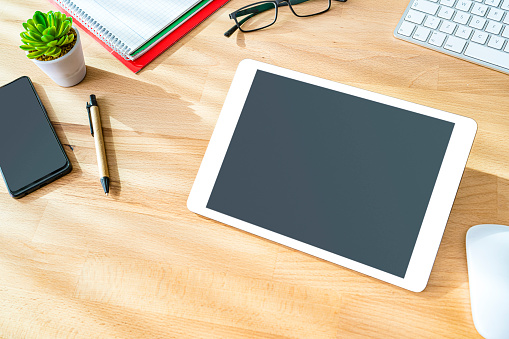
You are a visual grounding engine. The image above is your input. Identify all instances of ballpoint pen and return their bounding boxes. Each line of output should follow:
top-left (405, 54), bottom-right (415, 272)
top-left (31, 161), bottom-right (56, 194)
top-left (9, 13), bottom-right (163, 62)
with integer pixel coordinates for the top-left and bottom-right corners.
top-left (86, 94), bottom-right (110, 195)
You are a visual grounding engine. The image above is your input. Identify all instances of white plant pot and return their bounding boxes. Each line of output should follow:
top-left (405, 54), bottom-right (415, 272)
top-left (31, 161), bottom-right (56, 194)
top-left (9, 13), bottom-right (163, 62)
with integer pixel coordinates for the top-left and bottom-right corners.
top-left (31, 26), bottom-right (86, 87)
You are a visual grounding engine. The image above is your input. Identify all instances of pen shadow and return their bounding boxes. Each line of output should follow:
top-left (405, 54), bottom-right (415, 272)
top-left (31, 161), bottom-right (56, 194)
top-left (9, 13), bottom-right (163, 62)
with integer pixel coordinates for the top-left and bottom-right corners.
top-left (72, 66), bottom-right (200, 197)
top-left (15, 83), bottom-right (83, 202)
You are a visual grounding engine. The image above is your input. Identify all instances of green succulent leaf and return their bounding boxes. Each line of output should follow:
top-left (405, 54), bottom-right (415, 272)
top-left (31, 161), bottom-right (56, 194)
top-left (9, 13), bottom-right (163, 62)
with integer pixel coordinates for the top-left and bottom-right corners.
top-left (65, 34), bottom-right (74, 44)
top-left (58, 21), bottom-right (71, 38)
top-left (41, 34), bottom-right (55, 42)
top-left (27, 31), bottom-right (42, 40)
top-left (57, 35), bottom-right (66, 45)
top-left (30, 42), bottom-right (48, 47)
top-left (20, 32), bottom-right (37, 41)
top-left (47, 12), bottom-right (55, 27)
top-left (33, 11), bottom-right (47, 28)
top-left (45, 46), bottom-right (56, 55)
top-left (21, 37), bottom-right (38, 45)
top-left (27, 50), bottom-right (45, 59)
top-left (22, 10), bottom-right (74, 59)
top-left (54, 15), bottom-right (61, 32)
top-left (48, 47), bottom-right (62, 57)
top-left (48, 26), bottom-right (57, 37)
top-left (26, 19), bottom-right (41, 33)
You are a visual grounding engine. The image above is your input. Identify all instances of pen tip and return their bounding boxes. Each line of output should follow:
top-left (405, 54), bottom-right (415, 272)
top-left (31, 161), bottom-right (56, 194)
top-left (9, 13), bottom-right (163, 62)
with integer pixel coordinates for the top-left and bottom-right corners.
top-left (106, 193), bottom-right (108, 196)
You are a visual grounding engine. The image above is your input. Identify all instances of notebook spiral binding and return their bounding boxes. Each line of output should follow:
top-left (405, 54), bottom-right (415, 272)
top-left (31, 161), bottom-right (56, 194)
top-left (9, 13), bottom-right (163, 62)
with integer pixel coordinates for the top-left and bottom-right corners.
top-left (56, 0), bottom-right (133, 60)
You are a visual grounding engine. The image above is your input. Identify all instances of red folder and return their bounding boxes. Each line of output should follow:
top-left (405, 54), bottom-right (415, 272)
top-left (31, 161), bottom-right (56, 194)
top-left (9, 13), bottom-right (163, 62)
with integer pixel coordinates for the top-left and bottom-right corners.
top-left (49, 0), bottom-right (230, 73)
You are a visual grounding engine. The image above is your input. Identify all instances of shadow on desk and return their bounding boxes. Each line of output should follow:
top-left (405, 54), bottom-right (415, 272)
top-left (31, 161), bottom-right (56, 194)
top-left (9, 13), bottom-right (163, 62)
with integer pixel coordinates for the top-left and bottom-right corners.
top-left (6, 167), bottom-right (501, 337)
top-left (141, 8), bottom-right (224, 73)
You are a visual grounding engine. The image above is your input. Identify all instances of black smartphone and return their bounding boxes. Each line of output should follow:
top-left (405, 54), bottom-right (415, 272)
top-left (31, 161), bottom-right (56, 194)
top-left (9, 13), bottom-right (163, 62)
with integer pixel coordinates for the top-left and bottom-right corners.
top-left (0, 76), bottom-right (72, 198)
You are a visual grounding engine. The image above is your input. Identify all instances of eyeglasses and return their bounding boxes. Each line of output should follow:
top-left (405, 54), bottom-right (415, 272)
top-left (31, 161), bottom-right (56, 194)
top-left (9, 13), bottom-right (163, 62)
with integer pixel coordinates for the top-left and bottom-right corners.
top-left (224, 0), bottom-right (347, 37)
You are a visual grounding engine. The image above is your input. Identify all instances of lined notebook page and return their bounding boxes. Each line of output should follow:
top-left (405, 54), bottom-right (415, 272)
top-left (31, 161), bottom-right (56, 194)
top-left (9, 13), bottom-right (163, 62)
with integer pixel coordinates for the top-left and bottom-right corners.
top-left (63, 0), bottom-right (200, 53)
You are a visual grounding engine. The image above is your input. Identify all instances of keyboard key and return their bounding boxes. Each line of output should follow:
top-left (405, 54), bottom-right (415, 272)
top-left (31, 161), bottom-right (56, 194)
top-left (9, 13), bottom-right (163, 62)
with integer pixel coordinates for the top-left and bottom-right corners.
top-left (469, 15), bottom-right (487, 28)
top-left (395, 0), bottom-right (509, 75)
top-left (398, 21), bottom-right (416, 36)
top-left (455, 25), bottom-right (473, 38)
top-left (471, 29), bottom-right (489, 43)
top-left (455, 0), bottom-right (472, 11)
top-left (438, 6), bottom-right (455, 19)
top-left (429, 31), bottom-right (447, 45)
top-left (464, 42), bottom-right (509, 69)
top-left (406, 9), bottom-right (426, 23)
top-left (485, 20), bottom-right (503, 33)
top-left (471, 3), bottom-right (488, 15)
top-left (424, 16), bottom-right (442, 28)
top-left (440, 0), bottom-right (456, 6)
top-left (411, 0), bottom-right (440, 14)
top-left (484, 0), bottom-right (501, 6)
top-left (440, 20), bottom-right (458, 33)
top-left (414, 26), bottom-right (432, 40)
top-left (487, 35), bottom-right (505, 48)
top-left (503, 25), bottom-right (509, 38)
top-left (444, 35), bottom-right (467, 52)
top-left (487, 8), bottom-right (504, 21)
top-left (453, 11), bottom-right (471, 24)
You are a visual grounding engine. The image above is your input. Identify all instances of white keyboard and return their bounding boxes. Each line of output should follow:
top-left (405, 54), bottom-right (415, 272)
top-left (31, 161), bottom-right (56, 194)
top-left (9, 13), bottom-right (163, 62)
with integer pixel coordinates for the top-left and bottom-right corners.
top-left (394, 0), bottom-right (509, 74)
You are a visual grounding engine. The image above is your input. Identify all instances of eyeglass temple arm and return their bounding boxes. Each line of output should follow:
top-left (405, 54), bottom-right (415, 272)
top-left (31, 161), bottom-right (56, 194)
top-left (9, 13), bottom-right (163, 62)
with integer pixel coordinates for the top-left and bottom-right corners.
top-left (224, 13), bottom-right (256, 37)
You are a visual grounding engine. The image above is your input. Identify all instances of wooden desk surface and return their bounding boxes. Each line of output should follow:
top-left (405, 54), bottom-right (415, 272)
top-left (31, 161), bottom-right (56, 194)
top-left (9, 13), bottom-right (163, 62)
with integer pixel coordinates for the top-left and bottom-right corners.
top-left (1, 0), bottom-right (508, 337)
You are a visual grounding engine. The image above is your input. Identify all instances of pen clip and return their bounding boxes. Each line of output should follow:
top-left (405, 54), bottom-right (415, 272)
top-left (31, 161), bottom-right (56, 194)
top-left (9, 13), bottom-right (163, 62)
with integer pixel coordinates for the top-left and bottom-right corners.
top-left (86, 103), bottom-right (94, 136)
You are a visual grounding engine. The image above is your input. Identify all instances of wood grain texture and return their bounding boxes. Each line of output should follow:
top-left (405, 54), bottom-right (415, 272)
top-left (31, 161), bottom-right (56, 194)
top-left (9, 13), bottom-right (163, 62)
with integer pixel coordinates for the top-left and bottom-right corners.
top-left (1, 0), bottom-right (508, 337)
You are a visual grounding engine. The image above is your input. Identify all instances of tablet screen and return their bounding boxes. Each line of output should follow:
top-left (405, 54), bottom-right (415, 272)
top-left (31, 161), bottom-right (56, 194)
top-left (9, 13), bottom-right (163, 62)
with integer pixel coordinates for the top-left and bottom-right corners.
top-left (206, 70), bottom-right (454, 278)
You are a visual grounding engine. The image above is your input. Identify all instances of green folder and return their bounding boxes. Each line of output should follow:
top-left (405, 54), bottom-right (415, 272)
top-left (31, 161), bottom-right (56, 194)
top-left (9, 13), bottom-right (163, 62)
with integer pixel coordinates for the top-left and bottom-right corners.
top-left (131, 0), bottom-right (212, 57)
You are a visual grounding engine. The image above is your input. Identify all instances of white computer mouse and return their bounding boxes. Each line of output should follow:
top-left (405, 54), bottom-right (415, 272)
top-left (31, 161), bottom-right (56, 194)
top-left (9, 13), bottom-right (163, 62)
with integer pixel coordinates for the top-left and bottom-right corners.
top-left (466, 224), bottom-right (509, 339)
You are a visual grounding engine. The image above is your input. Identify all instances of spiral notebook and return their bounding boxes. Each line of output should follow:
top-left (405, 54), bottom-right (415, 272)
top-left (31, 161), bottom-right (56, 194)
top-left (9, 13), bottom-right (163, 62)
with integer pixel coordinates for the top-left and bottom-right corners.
top-left (49, 0), bottom-right (230, 72)
top-left (54, 0), bottom-right (205, 60)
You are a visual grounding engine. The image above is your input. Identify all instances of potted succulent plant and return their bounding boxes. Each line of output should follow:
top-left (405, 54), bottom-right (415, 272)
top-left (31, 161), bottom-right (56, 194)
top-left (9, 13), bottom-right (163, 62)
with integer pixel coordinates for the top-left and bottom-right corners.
top-left (20, 11), bottom-right (86, 87)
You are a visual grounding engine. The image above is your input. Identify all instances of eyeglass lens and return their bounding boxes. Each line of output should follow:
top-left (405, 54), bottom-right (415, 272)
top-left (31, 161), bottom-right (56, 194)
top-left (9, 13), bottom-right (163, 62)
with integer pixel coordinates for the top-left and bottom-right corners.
top-left (289, 0), bottom-right (330, 16)
top-left (235, 0), bottom-right (330, 32)
top-left (235, 2), bottom-right (277, 32)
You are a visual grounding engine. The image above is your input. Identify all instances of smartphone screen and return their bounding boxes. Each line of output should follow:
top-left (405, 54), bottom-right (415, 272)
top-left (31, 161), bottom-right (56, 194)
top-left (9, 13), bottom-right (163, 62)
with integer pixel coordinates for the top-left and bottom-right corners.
top-left (0, 76), bottom-right (71, 197)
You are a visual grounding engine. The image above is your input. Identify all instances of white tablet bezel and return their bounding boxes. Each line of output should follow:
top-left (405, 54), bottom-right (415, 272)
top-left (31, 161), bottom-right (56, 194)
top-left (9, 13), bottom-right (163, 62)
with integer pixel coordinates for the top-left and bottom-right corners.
top-left (187, 59), bottom-right (477, 292)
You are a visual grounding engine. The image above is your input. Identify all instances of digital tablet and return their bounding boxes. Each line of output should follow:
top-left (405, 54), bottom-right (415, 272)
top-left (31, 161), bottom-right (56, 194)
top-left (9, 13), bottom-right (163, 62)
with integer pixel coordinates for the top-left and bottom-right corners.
top-left (187, 59), bottom-right (477, 292)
